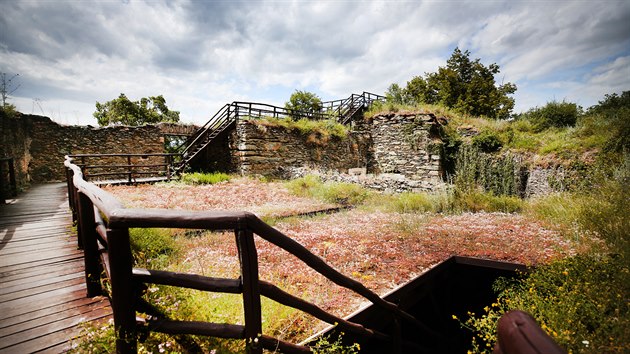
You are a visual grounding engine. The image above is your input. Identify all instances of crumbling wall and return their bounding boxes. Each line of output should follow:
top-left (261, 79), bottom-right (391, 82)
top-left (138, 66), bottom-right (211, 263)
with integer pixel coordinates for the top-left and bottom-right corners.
top-left (0, 113), bottom-right (195, 184)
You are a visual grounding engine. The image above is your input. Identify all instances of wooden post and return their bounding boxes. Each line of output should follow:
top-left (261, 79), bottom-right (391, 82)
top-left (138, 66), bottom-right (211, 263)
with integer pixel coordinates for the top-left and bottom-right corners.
top-left (127, 155), bottom-right (132, 183)
top-left (7, 157), bottom-right (16, 197)
top-left (0, 159), bottom-right (5, 204)
top-left (77, 192), bottom-right (102, 297)
top-left (107, 228), bottom-right (137, 354)
top-left (66, 167), bottom-right (77, 222)
top-left (235, 227), bottom-right (262, 354)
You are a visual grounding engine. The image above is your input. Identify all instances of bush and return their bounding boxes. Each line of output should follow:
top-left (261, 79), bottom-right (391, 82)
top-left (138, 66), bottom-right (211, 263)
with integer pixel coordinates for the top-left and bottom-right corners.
top-left (317, 182), bottom-right (370, 206)
top-left (391, 192), bottom-right (435, 213)
top-left (285, 175), bottom-right (323, 197)
top-left (521, 100), bottom-right (581, 131)
top-left (180, 172), bottom-right (231, 185)
top-left (472, 131), bottom-right (503, 153)
top-left (453, 190), bottom-right (523, 213)
top-left (285, 175), bottom-right (369, 206)
top-left (460, 254), bottom-right (630, 353)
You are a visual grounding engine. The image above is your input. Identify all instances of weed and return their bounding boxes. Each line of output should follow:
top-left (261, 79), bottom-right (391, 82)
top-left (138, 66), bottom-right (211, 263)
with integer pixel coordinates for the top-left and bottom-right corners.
top-left (460, 254), bottom-right (630, 353)
top-left (129, 228), bottom-right (180, 269)
top-left (316, 182), bottom-right (370, 206)
top-left (312, 333), bottom-right (361, 354)
top-left (180, 172), bottom-right (231, 185)
top-left (285, 175), bottom-right (370, 206)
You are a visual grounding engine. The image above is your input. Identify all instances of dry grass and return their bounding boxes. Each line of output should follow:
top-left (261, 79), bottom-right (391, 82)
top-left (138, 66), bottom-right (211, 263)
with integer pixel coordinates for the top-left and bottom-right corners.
top-left (103, 179), bottom-right (580, 340)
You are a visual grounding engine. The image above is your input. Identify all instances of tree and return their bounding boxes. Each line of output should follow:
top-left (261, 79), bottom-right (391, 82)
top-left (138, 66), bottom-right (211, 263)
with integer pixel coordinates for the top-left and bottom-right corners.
top-left (94, 94), bottom-right (180, 126)
top-left (285, 90), bottom-right (323, 119)
top-left (391, 48), bottom-right (517, 119)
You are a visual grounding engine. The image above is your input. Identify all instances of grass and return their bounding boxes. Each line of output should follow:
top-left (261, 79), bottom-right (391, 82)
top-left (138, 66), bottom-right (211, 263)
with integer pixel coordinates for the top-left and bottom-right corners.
top-left (285, 175), bottom-right (371, 206)
top-left (180, 172), bottom-right (231, 185)
top-left (248, 116), bottom-right (348, 141)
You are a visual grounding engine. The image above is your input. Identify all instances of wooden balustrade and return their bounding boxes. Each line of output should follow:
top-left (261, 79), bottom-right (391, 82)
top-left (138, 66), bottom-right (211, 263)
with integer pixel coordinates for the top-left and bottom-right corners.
top-left (64, 155), bottom-right (422, 353)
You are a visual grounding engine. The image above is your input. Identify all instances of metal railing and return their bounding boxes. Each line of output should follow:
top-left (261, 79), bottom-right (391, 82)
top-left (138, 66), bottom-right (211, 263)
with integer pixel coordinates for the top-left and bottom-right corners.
top-left (174, 92), bottom-right (385, 174)
top-left (65, 156), bottom-right (427, 353)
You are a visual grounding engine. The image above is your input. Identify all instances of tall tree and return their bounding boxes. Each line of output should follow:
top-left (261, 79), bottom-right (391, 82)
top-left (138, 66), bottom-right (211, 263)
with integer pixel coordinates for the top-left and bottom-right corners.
top-left (94, 94), bottom-right (180, 126)
top-left (390, 48), bottom-right (517, 119)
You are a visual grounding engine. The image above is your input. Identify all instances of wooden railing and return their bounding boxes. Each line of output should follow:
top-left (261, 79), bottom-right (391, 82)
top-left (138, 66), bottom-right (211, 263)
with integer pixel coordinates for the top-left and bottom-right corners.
top-left (67, 153), bottom-right (180, 184)
top-left (64, 156), bottom-right (426, 353)
top-left (0, 157), bottom-right (17, 204)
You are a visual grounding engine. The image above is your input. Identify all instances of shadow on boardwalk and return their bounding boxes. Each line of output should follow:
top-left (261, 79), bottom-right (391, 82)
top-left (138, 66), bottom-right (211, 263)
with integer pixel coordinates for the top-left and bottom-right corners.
top-left (0, 183), bottom-right (111, 353)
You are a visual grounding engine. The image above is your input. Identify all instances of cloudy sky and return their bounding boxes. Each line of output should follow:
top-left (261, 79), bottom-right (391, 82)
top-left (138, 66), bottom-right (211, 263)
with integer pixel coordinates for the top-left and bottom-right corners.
top-left (1, 0), bottom-right (629, 126)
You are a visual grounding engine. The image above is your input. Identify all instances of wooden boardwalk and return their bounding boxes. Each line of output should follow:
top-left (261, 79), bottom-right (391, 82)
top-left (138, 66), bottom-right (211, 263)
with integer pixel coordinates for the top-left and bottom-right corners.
top-left (0, 183), bottom-right (111, 353)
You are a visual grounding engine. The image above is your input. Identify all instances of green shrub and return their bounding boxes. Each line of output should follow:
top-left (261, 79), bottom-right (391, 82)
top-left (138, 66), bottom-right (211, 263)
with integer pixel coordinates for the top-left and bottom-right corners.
top-left (391, 192), bottom-right (435, 213)
top-left (460, 254), bottom-right (630, 353)
top-left (180, 172), bottom-right (231, 185)
top-left (521, 100), bottom-right (581, 131)
top-left (453, 190), bottom-right (523, 213)
top-left (317, 182), bottom-right (370, 206)
top-left (472, 131), bottom-right (503, 153)
top-left (129, 228), bottom-right (179, 268)
top-left (285, 175), bottom-right (323, 197)
top-left (285, 175), bottom-right (370, 206)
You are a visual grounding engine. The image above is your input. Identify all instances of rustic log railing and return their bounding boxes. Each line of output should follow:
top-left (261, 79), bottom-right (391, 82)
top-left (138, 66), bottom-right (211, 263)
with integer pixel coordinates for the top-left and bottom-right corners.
top-left (64, 156), bottom-right (426, 353)
top-left (0, 157), bottom-right (17, 204)
top-left (67, 153), bottom-right (180, 184)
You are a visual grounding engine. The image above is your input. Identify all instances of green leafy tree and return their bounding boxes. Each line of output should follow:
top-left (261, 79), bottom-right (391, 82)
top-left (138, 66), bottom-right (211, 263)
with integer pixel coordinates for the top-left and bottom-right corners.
top-left (94, 93), bottom-right (180, 126)
top-left (519, 100), bottom-right (582, 131)
top-left (392, 48), bottom-right (517, 119)
top-left (285, 90), bottom-right (323, 119)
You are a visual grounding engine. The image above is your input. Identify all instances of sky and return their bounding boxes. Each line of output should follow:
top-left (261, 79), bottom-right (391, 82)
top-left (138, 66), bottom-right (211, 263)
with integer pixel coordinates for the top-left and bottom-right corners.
top-left (1, 0), bottom-right (629, 126)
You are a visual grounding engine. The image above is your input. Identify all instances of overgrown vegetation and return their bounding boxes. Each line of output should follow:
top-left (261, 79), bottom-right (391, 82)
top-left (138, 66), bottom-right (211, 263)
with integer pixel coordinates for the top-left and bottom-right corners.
top-left (251, 116), bottom-right (348, 142)
top-left (286, 175), bottom-right (370, 206)
top-left (460, 254), bottom-right (629, 353)
top-left (461, 153), bottom-right (629, 353)
top-left (180, 171), bottom-right (231, 185)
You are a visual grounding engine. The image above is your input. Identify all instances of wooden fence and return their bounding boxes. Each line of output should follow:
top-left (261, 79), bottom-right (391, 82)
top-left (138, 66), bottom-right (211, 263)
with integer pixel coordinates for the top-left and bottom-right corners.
top-left (64, 155), bottom-right (426, 353)
top-left (67, 153), bottom-right (179, 184)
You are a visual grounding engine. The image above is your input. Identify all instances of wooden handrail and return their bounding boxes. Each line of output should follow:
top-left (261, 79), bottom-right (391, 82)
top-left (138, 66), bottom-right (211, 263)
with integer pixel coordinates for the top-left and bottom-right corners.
top-left (64, 155), bottom-right (423, 353)
top-left (67, 154), bottom-right (176, 183)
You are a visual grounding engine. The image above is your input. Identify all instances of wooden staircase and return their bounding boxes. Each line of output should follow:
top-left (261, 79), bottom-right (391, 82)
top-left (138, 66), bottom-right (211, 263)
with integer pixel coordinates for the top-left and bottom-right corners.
top-left (172, 92), bottom-right (385, 175)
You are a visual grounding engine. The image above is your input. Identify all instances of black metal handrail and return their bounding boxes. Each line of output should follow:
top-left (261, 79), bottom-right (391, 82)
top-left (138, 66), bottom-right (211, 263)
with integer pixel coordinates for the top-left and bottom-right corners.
top-left (173, 92), bottom-right (385, 174)
top-left (65, 155), bottom-right (425, 353)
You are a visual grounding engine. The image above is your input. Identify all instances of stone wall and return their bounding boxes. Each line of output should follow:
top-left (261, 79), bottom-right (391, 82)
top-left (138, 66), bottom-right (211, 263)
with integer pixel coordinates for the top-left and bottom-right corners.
top-left (234, 118), bottom-right (368, 177)
top-left (229, 114), bottom-right (446, 191)
top-left (371, 113), bottom-right (444, 189)
top-left (0, 113), bottom-right (195, 184)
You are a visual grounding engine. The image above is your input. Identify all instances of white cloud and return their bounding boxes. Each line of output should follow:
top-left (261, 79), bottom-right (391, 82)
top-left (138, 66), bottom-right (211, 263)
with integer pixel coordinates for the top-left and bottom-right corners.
top-left (1, 0), bottom-right (629, 125)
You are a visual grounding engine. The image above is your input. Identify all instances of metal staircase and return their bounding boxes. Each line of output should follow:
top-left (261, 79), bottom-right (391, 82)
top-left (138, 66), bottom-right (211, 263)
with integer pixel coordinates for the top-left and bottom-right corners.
top-left (172, 92), bottom-right (385, 174)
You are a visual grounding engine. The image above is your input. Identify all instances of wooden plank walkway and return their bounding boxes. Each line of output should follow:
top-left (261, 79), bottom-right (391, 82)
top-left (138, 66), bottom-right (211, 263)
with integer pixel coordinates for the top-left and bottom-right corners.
top-left (0, 183), bottom-right (112, 353)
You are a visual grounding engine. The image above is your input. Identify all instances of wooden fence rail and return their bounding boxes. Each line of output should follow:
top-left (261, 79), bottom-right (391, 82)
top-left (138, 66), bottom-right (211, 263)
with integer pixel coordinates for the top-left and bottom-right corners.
top-left (64, 155), bottom-right (424, 353)
top-left (67, 153), bottom-right (180, 184)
